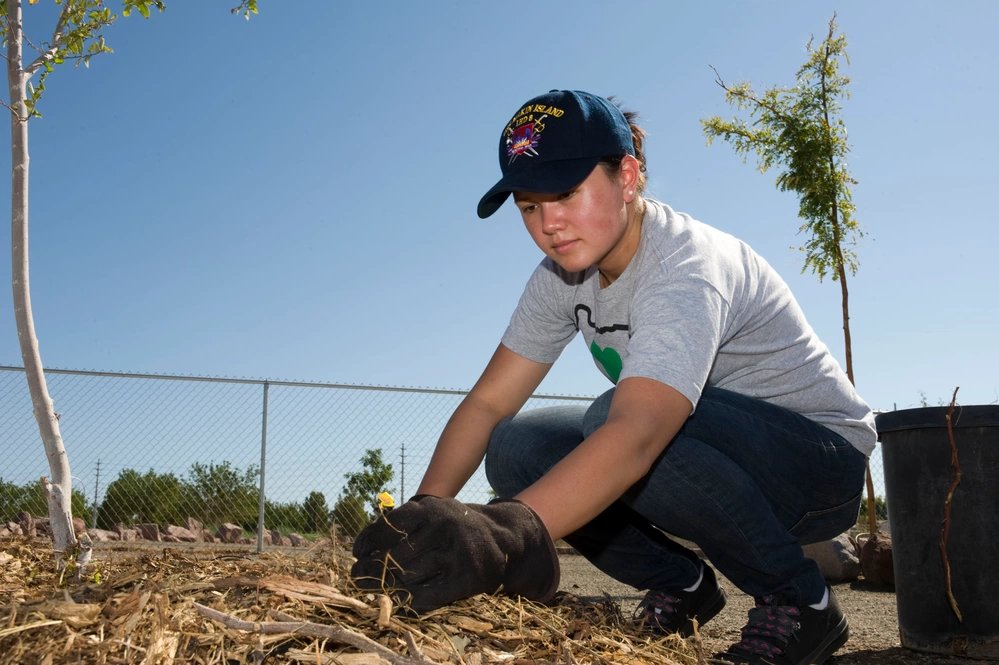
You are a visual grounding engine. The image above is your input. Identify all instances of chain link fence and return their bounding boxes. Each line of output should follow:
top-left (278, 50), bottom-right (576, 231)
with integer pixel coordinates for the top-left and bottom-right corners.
top-left (1, 365), bottom-right (887, 549)
top-left (0, 366), bottom-right (596, 548)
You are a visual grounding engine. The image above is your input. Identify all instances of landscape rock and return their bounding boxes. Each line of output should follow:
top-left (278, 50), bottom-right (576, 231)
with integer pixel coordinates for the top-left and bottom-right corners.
top-left (185, 517), bottom-right (206, 540)
top-left (116, 525), bottom-right (138, 542)
top-left (803, 532), bottom-right (861, 583)
top-left (17, 511), bottom-right (36, 538)
top-left (164, 525), bottom-right (199, 542)
top-left (216, 523), bottom-right (243, 544)
top-left (860, 531), bottom-right (895, 589)
top-left (87, 528), bottom-right (118, 542)
top-left (137, 523), bottom-right (161, 542)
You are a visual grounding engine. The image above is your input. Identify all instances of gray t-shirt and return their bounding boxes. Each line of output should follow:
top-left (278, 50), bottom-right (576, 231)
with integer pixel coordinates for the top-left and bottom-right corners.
top-left (501, 200), bottom-right (877, 456)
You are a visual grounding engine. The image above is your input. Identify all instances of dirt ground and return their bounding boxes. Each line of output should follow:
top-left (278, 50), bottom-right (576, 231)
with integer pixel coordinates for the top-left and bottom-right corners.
top-left (558, 554), bottom-right (991, 665)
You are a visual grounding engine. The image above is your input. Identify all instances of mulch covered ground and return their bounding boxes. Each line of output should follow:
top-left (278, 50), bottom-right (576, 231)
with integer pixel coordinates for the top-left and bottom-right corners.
top-left (0, 538), bottom-right (700, 664)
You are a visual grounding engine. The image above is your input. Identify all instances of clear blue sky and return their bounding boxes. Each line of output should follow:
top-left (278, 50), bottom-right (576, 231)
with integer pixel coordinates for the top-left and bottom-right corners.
top-left (3, 0), bottom-right (997, 413)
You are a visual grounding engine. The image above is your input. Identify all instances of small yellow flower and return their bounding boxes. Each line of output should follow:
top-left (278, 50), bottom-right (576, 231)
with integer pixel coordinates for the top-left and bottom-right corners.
top-left (377, 491), bottom-right (396, 512)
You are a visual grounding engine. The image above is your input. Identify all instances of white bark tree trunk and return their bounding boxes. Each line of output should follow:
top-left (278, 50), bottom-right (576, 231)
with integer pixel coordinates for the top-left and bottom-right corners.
top-left (6, 0), bottom-right (78, 563)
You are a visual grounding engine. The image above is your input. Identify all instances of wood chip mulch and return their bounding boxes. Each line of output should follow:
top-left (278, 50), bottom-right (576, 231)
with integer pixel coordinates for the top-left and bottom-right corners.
top-left (0, 538), bottom-right (701, 664)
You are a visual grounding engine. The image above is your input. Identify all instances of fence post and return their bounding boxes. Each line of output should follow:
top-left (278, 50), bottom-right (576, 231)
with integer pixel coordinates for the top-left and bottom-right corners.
top-left (256, 381), bottom-right (270, 554)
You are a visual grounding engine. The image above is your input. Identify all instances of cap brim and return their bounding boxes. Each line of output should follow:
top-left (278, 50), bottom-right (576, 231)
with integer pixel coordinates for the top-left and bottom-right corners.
top-left (476, 156), bottom-right (602, 219)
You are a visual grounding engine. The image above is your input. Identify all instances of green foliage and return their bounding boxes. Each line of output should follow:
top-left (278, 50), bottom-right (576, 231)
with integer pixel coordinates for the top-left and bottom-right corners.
top-left (857, 494), bottom-right (888, 523)
top-left (230, 0), bottom-right (256, 20)
top-left (701, 14), bottom-right (861, 283)
top-left (187, 461), bottom-right (259, 530)
top-left (97, 468), bottom-right (191, 528)
top-left (331, 494), bottom-right (371, 538)
top-left (0, 477), bottom-right (92, 525)
top-left (1, 0), bottom-right (257, 118)
top-left (121, 0), bottom-right (164, 19)
top-left (94, 464), bottom-right (327, 535)
top-left (264, 498), bottom-right (306, 534)
top-left (332, 449), bottom-right (395, 537)
top-left (302, 490), bottom-right (329, 533)
top-left (4, 469), bottom-right (344, 539)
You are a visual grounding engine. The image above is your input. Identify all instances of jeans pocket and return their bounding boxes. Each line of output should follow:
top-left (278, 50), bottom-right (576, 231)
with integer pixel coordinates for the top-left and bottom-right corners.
top-left (789, 490), bottom-right (863, 544)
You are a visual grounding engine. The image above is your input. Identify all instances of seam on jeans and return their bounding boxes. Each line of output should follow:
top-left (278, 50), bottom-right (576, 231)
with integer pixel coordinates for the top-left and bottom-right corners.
top-left (788, 489), bottom-right (863, 537)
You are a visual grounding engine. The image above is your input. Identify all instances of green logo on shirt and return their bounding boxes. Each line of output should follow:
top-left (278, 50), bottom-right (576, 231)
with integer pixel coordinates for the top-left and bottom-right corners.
top-left (589, 341), bottom-right (622, 383)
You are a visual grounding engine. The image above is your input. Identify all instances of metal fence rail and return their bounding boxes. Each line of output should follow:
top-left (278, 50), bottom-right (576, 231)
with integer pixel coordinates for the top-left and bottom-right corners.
top-left (1, 365), bottom-right (887, 549)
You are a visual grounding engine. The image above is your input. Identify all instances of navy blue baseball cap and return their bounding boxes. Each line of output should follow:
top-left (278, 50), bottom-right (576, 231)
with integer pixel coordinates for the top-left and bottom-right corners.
top-left (476, 90), bottom-right (635, 219)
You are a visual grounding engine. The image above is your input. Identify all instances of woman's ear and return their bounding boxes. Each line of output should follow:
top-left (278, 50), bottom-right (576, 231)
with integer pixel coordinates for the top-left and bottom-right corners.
top-left (619, 155), bottom-right (642, 202)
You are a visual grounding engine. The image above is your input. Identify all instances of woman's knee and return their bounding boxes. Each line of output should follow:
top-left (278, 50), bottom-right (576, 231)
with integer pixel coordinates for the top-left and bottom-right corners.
top-left (485, 405), bottom-right (587, 497)
top-left (582, 388), bottom-right (615, 437)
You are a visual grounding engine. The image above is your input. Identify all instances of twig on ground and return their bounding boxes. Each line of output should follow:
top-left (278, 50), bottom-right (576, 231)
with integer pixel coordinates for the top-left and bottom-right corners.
top-left (193, 602), bottom-right (435, 665)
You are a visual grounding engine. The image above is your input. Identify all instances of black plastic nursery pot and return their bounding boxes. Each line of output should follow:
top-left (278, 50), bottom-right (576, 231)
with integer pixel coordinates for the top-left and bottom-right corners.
top-left (877, 405), bottom-right (999, 659)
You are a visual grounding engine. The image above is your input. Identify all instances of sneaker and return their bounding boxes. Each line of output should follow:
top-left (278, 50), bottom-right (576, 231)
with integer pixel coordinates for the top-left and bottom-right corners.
top-left (634, 563), bottom-right (727, 637)
top-left (712, 586), bottom-right (849, 664)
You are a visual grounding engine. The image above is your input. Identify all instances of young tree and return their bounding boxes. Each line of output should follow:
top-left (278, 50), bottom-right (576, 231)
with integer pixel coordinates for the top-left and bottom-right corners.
top-left (97, 468), bottom-right (191, 528)
top-left (302, 490), bottom-right (329, 534)
top-left (187, 461), bottom-right (259, 529)
top-left (701, 15), bottom-right (877, 534)
top-left (1, 0), bottom-right (256, 567)
top-left (332, 449), bottom-right (394, 537)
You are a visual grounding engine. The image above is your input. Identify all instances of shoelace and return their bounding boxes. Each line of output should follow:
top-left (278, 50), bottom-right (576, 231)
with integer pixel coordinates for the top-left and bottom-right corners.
top-left (728, 599), bottom-right (802, 659)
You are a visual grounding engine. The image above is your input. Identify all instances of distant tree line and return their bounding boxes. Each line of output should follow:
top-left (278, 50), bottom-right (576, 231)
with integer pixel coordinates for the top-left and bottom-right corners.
top-left (0, 478), bottom-right (93, 526)
top-left (0, 448), bottom-right (395, 538)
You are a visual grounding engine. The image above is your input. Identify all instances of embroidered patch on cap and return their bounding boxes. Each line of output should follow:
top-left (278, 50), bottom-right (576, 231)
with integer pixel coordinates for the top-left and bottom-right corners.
top-left (504, 103), bottom-right (565, 163)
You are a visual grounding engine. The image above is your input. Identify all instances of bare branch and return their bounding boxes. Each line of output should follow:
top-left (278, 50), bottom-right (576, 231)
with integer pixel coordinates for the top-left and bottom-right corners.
top-left (0, 96), bottom-right (24, 120)
top-left (709, 64), bottom-right (796, 125)
top-left (940, 387), bottom-right (963, 622)
top-left (24, 0), bottom-right (72, 77)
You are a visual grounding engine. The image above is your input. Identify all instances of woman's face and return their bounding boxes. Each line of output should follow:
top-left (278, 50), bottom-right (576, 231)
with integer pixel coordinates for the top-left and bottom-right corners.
top-left (513, 162), bottom-right (639, 277)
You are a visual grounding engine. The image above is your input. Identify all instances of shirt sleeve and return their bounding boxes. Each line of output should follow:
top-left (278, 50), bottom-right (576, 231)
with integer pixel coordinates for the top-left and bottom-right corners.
top-left (620, 260), bottom-right (733, 409)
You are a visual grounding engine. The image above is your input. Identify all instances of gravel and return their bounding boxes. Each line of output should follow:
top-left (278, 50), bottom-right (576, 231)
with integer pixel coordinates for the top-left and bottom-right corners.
top-left (557, 553), bottom-right (988, 664)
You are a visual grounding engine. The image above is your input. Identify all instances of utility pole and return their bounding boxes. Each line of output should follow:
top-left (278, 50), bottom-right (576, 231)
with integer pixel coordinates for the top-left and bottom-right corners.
top-left (400, 443), bottom-right (406, 501)
top-left (92, 459), bottom-right (102, 529)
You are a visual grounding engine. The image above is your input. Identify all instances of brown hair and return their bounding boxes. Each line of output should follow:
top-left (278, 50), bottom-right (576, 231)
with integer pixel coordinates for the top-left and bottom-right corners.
top-left (599, 101), bottom-right (648, 195)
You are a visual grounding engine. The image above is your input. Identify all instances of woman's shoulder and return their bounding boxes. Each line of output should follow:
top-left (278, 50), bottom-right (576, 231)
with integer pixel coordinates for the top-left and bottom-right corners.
top-left (638, 200), bottom-right (781, 295)
top-left (643, 200), bottom-right (745, 251)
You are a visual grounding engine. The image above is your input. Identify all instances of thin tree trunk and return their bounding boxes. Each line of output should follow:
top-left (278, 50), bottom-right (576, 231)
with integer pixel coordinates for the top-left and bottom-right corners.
top-left (837, 257), bottom-right (877, 533)
top-left (819, 38), bottom-right (875, 535)
top-left (836, 257), bottom-right (854, 383)
top-left (6, 0), bottom-right (77, 562)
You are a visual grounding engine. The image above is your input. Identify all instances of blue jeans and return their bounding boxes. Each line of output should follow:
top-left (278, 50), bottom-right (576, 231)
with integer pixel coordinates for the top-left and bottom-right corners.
top-left (484, 387), bottom-right (867, 605)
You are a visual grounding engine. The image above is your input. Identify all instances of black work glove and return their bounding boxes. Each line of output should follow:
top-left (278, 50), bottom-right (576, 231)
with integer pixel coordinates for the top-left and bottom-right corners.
top-left (350, 496), bottom-right (560, 614)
